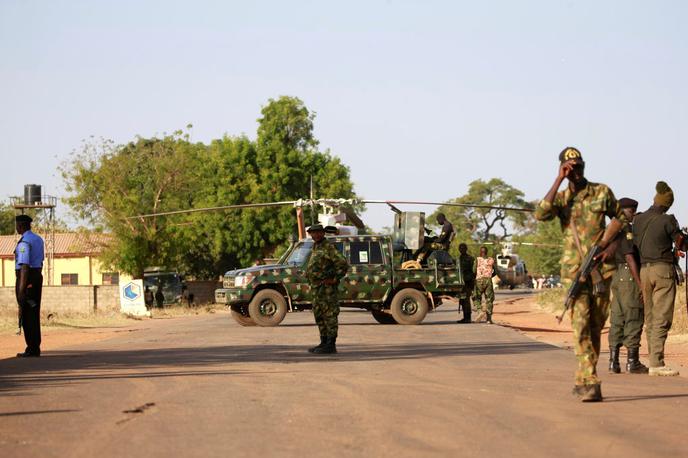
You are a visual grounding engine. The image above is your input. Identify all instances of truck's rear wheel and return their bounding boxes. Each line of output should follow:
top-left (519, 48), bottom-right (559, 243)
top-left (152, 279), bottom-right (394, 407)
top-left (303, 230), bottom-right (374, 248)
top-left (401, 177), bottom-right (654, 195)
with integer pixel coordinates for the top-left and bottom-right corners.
top-left (390, 288), bottom-right (429, 325)
top-left (248, 290), bottom-right (288, 327)
top-left (230, 306), bottom-right (256, 327)
top-left (371, 310), bottom-right (397, 324)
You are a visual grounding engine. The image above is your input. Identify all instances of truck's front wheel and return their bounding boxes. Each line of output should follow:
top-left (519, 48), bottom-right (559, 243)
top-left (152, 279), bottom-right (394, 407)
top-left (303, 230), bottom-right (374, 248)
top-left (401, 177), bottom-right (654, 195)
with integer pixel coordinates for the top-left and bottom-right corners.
top-left (371, 310), bottom-right (397, 325)
top-left (390, 289), bottom-right (429, 325)
top-left (230, 306), bottom-right (256, 327)
top-left (248, 290), bottom-right (288, 327)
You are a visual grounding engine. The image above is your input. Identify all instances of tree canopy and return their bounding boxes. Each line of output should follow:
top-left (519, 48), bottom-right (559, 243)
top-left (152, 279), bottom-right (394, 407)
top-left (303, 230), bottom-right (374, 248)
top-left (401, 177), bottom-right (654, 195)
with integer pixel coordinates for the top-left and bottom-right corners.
top-left (430, 178), bottom-right (532, 246)
top-left (61, 96), bottom-right (357, 279)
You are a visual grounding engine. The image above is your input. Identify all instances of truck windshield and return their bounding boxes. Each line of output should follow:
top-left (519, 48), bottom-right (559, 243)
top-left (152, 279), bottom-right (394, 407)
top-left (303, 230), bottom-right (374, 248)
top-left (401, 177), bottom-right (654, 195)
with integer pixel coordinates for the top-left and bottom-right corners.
top-left (285, 241), bottom-right (313, 266)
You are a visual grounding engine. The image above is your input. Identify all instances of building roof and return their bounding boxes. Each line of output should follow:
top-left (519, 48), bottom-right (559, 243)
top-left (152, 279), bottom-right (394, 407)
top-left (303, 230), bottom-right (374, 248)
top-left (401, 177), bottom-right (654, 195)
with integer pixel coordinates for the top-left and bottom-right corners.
top-left (0, 232), bottom-right (111, 258)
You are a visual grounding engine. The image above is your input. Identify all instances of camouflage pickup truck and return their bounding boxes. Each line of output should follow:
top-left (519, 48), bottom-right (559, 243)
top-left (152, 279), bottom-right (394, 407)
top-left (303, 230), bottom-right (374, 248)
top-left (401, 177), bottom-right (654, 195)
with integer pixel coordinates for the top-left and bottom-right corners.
top-left (215, 234), bottom-right (466, 326)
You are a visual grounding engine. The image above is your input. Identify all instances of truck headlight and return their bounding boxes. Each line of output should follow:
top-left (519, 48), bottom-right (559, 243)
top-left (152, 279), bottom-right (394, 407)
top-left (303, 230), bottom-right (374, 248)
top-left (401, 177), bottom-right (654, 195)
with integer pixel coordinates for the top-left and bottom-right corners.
top-left (234, 275), bottom-right (252, 287)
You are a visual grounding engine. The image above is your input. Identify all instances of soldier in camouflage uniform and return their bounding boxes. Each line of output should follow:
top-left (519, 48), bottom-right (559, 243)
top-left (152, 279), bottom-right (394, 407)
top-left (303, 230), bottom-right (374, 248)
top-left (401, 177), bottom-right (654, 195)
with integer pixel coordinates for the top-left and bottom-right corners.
top-left (535, 147), bottom-right (624, 402)
top-left (304, 224), bottom-right (349, 354)
top-left (457, 243), bottom-right (475, 323)
top-left (473, 246), bottom-right (496, 324)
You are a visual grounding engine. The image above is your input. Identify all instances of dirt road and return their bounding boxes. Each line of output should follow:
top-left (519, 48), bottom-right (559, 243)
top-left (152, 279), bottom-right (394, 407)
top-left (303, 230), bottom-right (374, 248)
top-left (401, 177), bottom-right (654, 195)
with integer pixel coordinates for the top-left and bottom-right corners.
top-left (1, 298), bottom-right (687, 457)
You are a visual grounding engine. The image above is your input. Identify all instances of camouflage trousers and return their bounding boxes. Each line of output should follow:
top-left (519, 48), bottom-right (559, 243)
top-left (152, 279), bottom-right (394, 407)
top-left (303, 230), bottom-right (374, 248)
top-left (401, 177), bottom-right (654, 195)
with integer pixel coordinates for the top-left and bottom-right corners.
top-left (473, 277), bottom-right (495, 314)
top-left (312, 285), bottom-right (340, 338)
top-left (570, 277), bottom-right (612, 386)
top-left (608, 264), bottom-right (644, 350)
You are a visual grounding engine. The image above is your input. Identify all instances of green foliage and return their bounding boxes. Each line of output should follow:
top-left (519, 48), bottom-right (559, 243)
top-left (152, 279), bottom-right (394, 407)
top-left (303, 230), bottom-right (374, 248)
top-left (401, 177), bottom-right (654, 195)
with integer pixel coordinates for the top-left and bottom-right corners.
top-left (61, 97), bottom-right (357, 279)
top-left (0, 203), bottom-right (15, 235)
top-left (513, 218), bottom-right (564, 276)
top-left (431, 178), bottom-right (532, 246)
top-left (61, 131), bottom-right (201, 278)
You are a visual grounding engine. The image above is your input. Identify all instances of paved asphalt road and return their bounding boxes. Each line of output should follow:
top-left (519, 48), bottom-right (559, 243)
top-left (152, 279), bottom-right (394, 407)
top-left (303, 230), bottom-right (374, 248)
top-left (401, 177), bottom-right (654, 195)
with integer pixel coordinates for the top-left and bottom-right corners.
top-left (1, 296), bottom-right (687, 457)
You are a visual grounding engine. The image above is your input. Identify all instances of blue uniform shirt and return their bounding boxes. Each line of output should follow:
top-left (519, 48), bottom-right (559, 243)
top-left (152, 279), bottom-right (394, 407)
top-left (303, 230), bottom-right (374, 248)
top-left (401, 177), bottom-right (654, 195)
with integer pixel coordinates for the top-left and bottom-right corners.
top-left (15, 230), bottom-right (45, 270)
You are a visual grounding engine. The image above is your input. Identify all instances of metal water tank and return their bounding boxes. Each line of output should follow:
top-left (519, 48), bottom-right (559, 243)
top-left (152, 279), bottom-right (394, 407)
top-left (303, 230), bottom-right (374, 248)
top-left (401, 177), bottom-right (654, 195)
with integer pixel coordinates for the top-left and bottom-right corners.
top-left (24, 184), bottom-right (42, 205)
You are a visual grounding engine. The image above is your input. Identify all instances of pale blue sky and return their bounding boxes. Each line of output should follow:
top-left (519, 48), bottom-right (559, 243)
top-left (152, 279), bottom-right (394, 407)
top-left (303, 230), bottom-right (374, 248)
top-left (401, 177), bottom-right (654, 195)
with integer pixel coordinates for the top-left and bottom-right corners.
top-left (1, 0), bottom-right (686, 230)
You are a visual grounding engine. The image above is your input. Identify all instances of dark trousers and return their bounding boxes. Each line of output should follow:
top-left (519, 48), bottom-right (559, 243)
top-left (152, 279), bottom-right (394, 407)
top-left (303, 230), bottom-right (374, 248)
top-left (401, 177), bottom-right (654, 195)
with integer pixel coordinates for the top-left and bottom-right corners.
top-left (459, 281), bottom-right (475, 320)
top-left (608, 264), bottom-right (644, 350)
top-left (16, 269), bottom-right (43, 353)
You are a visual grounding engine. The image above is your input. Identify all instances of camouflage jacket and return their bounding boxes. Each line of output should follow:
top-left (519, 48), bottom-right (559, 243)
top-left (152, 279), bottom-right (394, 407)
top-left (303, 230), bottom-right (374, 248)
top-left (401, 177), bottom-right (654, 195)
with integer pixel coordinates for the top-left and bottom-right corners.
top-left (534, 181), bottom-right (623, 282)
top-left (305, 239), bottom-right (349, 286)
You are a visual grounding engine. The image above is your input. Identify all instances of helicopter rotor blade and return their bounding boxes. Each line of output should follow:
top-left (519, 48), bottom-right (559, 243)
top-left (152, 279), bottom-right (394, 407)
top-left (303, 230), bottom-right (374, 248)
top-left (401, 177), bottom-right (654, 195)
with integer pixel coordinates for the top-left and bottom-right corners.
top-left (361, 200), bottom-right (534, 213)
top-left (127, 201), bottom-right (297, 219)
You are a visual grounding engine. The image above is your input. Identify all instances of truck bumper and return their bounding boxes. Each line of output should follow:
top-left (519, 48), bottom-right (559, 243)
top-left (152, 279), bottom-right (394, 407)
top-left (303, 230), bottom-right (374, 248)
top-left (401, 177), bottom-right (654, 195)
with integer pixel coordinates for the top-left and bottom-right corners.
top-left (214, 288), bottom-right (250, 305)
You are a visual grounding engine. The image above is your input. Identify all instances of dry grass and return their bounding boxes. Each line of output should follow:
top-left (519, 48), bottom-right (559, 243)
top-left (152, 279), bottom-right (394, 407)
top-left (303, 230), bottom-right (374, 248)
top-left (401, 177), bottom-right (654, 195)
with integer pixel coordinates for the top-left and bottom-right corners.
top-left (536, 287), bottom-right (688, 335)
top-left (148, 302), bottom-right (224, 318)
top-left (0, 302), bottom-right (224, 334)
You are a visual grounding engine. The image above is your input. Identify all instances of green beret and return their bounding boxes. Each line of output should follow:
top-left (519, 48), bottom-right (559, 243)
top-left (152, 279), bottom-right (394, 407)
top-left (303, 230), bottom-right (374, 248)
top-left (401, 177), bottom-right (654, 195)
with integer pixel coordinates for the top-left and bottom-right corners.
top-left (558, 147), bottom-right (584, 164)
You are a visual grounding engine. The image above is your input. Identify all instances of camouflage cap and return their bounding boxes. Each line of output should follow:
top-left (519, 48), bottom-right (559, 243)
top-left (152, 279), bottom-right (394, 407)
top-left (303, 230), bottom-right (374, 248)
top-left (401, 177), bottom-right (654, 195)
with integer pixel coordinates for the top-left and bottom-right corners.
top-left (558, 147), bottom-right (584, 164)
top-left (618, 198), bottom-right (638, 209)
top-left (324, 225), bottom-right (339, 234)
top-left (306, 224), bottom-right (325, 233)
top-left (15, 214), bottom-right (32, 224)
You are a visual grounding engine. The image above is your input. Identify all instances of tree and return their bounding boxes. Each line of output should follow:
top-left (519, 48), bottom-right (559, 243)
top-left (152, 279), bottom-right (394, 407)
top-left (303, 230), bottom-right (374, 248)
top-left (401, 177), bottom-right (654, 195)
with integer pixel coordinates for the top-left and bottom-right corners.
top-left (0, 203), bottom-right (15, 235)
top-left (513, 218), bottom-right (563, 276)
top-left (61, 131), bottom-right (202, 278)
top-left (177, 96), bottom-right (358, 276)
top-left (431, 178), bottom-right (532, 244)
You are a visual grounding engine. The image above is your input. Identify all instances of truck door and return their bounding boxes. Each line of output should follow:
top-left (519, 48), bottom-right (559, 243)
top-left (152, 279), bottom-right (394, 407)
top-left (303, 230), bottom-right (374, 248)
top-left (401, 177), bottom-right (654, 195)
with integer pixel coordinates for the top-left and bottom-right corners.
top-left (343, 239), bottom-right (390, 303)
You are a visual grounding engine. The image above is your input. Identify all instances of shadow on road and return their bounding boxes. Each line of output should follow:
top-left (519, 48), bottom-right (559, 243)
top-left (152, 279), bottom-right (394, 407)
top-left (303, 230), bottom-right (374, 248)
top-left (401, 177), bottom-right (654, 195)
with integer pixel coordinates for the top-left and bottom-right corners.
top-left (603, 393), bottom-right (688, 403)
top-left (0, 341), bottom-right (555, 394)
top-left (0, 409), bottom-right (80, 417)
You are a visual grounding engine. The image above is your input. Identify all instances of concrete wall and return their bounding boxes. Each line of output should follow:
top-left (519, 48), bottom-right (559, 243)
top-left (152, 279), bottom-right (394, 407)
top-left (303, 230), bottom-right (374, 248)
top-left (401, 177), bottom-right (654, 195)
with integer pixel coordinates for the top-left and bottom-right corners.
top-left (186, 281), bottom-right (222, 305)
top-left (0, 285), bottom-right (120, 314)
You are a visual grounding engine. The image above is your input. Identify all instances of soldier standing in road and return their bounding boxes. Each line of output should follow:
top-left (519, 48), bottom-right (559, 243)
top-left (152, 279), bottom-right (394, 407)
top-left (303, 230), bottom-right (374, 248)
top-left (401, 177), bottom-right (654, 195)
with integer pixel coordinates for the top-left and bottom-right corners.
top-left (14, 214), bottom-right (45, 358)
top-left (535, 147), bottom-right (623, 402)
top-left (457, 243), bottom-right (475, 323)
top-left (633, 181), bottom-right (688, 376)
top-left (608, 198), bottom-right (648, 375)
top-left (305, 224), bottom-right (348, 354)
top-left (473, 246), bottom-right (495, 324)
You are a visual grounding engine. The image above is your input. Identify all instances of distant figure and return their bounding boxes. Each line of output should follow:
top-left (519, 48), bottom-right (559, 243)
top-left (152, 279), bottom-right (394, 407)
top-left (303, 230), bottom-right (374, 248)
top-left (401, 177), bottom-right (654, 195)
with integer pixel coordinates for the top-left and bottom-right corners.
top-left (456, 243), bottom-right (475, 324)
top-left (155, 286), bottom-right (165, 308)
top-left (144, 286), bottom-right (154, 307)
top-left (473, 246), bottom-right (495, 324)
top-left (537, 276), bottom-right (545, 289)
top-left (252, 259), bottom-right (263, 266)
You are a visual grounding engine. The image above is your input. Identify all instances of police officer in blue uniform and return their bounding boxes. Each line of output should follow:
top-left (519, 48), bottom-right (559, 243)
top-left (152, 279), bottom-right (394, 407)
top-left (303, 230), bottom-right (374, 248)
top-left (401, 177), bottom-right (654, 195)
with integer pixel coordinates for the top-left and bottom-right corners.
top-left (15, 214), bottom-right (45, 357)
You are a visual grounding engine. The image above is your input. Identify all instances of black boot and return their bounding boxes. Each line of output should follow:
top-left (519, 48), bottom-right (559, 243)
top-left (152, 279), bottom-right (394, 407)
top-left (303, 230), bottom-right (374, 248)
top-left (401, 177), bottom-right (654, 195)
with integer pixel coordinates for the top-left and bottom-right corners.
top-left (486, 313), bottom-right (493, 324)
top-left (626, 347), bottom-right (649, 374)
top-left (308, 335), bottom-right (326, 353)
top-left (608, 345), bottom-right (621, 374)
top-left (312, 336), bottom-right (337, 354)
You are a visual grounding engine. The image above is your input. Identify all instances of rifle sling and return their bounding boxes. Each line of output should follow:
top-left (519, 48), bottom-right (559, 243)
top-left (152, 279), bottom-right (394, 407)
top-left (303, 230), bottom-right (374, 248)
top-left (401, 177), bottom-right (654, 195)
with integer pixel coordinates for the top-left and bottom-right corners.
top-left (571, 219), bottom-right (602, 284)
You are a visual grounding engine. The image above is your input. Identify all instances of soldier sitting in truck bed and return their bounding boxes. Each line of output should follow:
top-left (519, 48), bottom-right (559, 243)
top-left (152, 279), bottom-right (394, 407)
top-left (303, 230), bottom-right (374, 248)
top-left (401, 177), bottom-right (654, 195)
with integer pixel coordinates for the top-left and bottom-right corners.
top-left (416, 213), bottom-right (455, 265)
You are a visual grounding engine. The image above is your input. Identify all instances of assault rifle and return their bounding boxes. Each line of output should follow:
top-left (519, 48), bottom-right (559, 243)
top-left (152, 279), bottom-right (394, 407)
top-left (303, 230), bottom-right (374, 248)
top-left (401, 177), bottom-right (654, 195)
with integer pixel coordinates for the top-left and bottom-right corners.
top-left (556, 219), bottom-right (623, 324)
